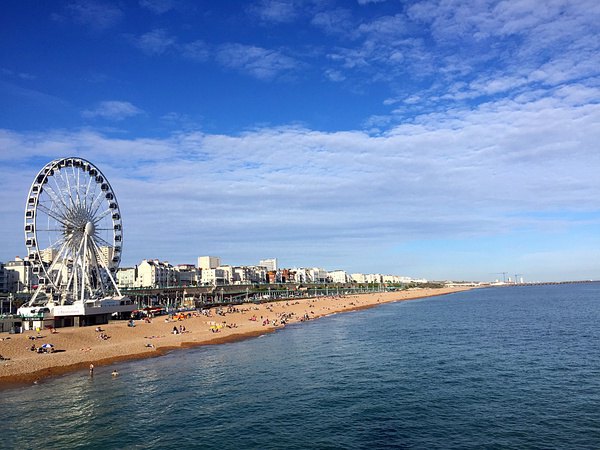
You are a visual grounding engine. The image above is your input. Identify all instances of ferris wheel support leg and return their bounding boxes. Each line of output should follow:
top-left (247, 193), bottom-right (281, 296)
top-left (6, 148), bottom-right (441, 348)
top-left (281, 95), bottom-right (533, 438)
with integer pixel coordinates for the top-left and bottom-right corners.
top-left (90, 237), bottom-right (122, 297)
top-left (27, 285), bottom-right (44, 307)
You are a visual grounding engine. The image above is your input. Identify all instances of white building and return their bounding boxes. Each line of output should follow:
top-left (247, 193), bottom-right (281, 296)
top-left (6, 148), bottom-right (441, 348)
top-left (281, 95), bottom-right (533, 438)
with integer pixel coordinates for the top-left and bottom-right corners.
top-left (198, 256), bottom-right (221, 270)
top-left (365, 273), bottom-right (383, 283)
top-left (259, 258), bottom-right (278, 271)
top-left (117, 267), bottom-right (137, 288)
top-left (328, 270), bottom-right (350, 283)
top-left (201, 268), bottom-right (226, 285)
top-left (4, 257), bottom-right (35, 293)
top-left (350, 273), bottom-right (366, 283)
top-left (136, 259), bottom-right (176, 288)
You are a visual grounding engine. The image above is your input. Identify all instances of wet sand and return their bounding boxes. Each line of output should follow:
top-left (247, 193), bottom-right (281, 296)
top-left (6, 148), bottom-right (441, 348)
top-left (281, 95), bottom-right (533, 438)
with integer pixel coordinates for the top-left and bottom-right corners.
top-left (0, 287), bottom-right (474, 387)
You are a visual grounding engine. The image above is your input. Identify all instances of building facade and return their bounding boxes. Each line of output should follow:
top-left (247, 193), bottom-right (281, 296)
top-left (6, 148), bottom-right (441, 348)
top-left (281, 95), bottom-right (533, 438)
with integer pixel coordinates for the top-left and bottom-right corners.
top-left (197, 256), bottom-right (221, 270)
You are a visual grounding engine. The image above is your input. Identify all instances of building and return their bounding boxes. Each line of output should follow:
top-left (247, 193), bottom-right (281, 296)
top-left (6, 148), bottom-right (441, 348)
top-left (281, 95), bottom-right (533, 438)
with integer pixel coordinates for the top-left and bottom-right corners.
top-left (4, 257), bottom-right (35, 293)
top-left (0, 263), bottom-right (7, 293)
top-left (329, 270), bottom-right (350, 283)
top-left (135, 259), bottom-right (176, 288)
top-left (201, 268), bottom-right (226, 285)
top-left (350, 273), bottom-right (366, 283)
top-left (259, 258), bottom-right (278, 271)
top-left (116, 267), bottom-right (137, 289)
top-left (175, 264), bottom-right (200, 286)
top-left (365, 273), bottom-right (383, 284)
top-left (197, 256), bottom-right (221, 270)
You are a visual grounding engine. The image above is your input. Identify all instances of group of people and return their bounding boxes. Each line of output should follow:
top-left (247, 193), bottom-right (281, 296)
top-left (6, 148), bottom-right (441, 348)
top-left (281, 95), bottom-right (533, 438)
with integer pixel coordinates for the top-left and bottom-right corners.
top-left (95, 327), bottom-right (110, 340)
top-left (89, 363), bottom-right (119, 377)
top-left (172, 325), bottom-right (186, 334)
top-left (29, 344), bottom-right (54, 353)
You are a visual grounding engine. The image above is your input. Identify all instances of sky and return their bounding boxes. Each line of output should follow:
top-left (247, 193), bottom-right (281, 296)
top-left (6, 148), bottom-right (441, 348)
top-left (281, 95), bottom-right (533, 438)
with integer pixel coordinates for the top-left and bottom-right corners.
top-left (1, 0), bottom-right (600, 282)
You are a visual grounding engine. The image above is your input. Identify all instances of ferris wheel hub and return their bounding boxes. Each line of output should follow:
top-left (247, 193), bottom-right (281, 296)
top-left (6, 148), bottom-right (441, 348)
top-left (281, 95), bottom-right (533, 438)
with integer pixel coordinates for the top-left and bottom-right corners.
top-left (84, 221), bottom-right (95, 236)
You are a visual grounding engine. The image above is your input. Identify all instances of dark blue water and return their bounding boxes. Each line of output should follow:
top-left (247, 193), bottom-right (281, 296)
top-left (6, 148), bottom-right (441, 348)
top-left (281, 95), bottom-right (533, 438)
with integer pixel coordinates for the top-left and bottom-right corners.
top-left (2, 284), bottom-right (600, 449)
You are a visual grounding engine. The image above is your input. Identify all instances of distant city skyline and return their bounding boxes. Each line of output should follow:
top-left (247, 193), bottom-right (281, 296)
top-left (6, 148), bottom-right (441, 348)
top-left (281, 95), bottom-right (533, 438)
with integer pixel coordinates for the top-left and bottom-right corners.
top-left (1, 1), bottom-right (600, 282)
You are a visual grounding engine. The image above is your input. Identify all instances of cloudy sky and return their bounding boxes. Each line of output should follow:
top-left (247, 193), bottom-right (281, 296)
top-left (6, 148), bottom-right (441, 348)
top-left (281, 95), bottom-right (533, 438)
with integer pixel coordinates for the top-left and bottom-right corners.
top-left (1, 0), bottom-right (600, 281)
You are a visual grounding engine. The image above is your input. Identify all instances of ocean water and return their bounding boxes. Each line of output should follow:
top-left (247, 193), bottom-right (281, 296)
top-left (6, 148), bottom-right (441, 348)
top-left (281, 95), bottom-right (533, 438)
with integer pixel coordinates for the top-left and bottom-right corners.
top-left (1, 284), bottom-right (600, 449)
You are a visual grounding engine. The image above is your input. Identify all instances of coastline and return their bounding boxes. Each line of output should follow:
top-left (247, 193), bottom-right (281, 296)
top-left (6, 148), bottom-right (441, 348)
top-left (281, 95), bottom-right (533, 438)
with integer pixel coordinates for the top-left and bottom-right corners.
top-left (0, 287), bottom-right (474, 388)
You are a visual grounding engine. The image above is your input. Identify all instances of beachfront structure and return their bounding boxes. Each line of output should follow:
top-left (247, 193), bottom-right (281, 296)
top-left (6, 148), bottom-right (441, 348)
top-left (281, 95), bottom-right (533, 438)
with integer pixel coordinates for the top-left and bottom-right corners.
top-left (259, 258), bottom-right (278, 271)
top-left (18, 157), bottom-right (136, 329)
top-left (197, 256), bottom-right (221, 270)
top-left (3, 257), bottom-right (36, 293)
top-left (117, 267), bottom-right (137, 288)
top-left (135, 259), bottom-right (177, 288)
top-left (350, 273), bottom-right (366, 283)
top-left (201, 268), bottom-right (227, 285)
top-left (329, 270), bottom-right (350, 283)
top-left (290, 267), bottom-right (329, 283)
top-left (0, 263), bottom-right (7, 293)
top-left (174, 264), bottom-right (200, 286)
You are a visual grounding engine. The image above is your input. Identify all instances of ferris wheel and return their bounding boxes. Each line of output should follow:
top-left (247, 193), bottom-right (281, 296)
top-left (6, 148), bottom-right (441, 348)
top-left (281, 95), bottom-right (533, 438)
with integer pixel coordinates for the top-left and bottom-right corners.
top-left (24, 157), bottom-right (123, 305)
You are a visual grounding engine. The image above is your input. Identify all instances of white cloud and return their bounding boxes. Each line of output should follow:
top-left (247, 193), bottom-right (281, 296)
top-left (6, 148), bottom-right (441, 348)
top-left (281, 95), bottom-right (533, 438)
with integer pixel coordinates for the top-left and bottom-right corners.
top-left (3, 87), bottom-right (600, 272)
top-left (180, 40), bottom-right (210, 62)
top-left (135, 29), bottom-right (176, 55)
top-left (60, 0), bottom-right (123, 30)
top-left (311, 8), bottom-right (355, 35)
top-left (82, 101), bottom-right (144, 120)
top-left (139, 0), bottom-right (176, 14)
top-left (216, 43), bottom-right (299, 80)
top-left (250, 0), bottom-right (299, 23)
top-left (325, 69), bottom-right (346, 82)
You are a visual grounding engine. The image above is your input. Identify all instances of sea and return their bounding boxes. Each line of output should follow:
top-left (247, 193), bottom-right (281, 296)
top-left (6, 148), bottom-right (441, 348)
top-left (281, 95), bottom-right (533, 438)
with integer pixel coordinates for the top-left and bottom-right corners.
top-left (1, 284), bottom-right (600, 449)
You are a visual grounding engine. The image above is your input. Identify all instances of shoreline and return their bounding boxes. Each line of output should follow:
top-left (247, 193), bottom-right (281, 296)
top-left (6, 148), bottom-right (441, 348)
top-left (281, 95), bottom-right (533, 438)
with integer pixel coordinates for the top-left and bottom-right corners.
top-left (0, 287), bottom-right (474, 389)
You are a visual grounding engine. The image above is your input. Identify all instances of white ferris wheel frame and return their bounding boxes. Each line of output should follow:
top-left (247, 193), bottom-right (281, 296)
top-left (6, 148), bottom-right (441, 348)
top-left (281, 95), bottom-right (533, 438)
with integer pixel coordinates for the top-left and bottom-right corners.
top-left (24, 157), bottom-right (123, 305)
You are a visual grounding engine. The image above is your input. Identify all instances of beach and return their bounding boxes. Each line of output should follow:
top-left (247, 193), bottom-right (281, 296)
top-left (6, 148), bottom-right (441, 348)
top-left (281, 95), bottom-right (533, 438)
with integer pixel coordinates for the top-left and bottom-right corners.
top-left (0, 287), bottom-right (473, 386)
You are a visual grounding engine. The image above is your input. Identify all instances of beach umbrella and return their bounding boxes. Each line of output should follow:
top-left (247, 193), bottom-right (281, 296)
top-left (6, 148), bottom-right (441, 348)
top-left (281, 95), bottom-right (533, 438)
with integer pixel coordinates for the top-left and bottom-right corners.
top-left (41, 343), bottom-right (54, 349)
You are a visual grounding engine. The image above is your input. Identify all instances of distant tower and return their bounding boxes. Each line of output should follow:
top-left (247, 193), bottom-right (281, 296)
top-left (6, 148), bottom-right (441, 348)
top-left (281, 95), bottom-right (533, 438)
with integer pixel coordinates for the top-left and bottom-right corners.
top-left (197, 256), bottom-right (221, 269)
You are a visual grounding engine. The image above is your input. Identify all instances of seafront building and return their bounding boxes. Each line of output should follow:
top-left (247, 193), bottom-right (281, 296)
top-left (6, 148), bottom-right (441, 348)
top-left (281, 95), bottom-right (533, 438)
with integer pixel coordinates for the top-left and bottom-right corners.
top-left (2, 257), bottom-right (35, 293)
top-left (0, 255), bottom-right (428, 293)
top-left (259, 258), bottom-right (278, 271)
top-left (197, 256), bottom-right (221, 270)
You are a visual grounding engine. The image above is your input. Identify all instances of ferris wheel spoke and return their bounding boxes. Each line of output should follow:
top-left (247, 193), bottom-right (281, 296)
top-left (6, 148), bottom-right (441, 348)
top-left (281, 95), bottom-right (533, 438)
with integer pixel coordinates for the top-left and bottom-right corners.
top-left (36, 203), bottom-right (74, 228)
top-left (43, 183), bottom-right (71, 217)
top-left (88, 187), bottom-right (106, 218)
top-left (93, 234), bottom-right (114, 248)
top-left (83, 174), bottom-right (94, 209)
top-left (94, 207), bottom-right (114, 222)
top-left (61, 167), bottom-right (77, 209)
top-left (53, 169), bottom-right (75, 209)
top-left (74, 166), bottom-right (82, 206)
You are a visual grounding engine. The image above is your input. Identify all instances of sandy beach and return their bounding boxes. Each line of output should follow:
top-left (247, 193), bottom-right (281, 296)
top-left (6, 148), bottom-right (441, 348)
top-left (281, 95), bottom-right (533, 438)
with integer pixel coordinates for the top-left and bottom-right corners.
top-left (0, 287), bottom-right (473, 387)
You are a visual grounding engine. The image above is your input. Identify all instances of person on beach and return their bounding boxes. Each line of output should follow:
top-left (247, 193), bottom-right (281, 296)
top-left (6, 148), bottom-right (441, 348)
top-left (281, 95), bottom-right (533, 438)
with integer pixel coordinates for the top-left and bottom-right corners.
top-left (89, 363), bottom-right (94, 375)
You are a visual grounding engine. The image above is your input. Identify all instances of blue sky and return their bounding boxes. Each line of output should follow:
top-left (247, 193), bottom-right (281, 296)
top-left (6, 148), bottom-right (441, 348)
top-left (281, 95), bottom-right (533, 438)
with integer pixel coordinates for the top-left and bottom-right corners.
top-left (1, 0), bottom-right (600, 281)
